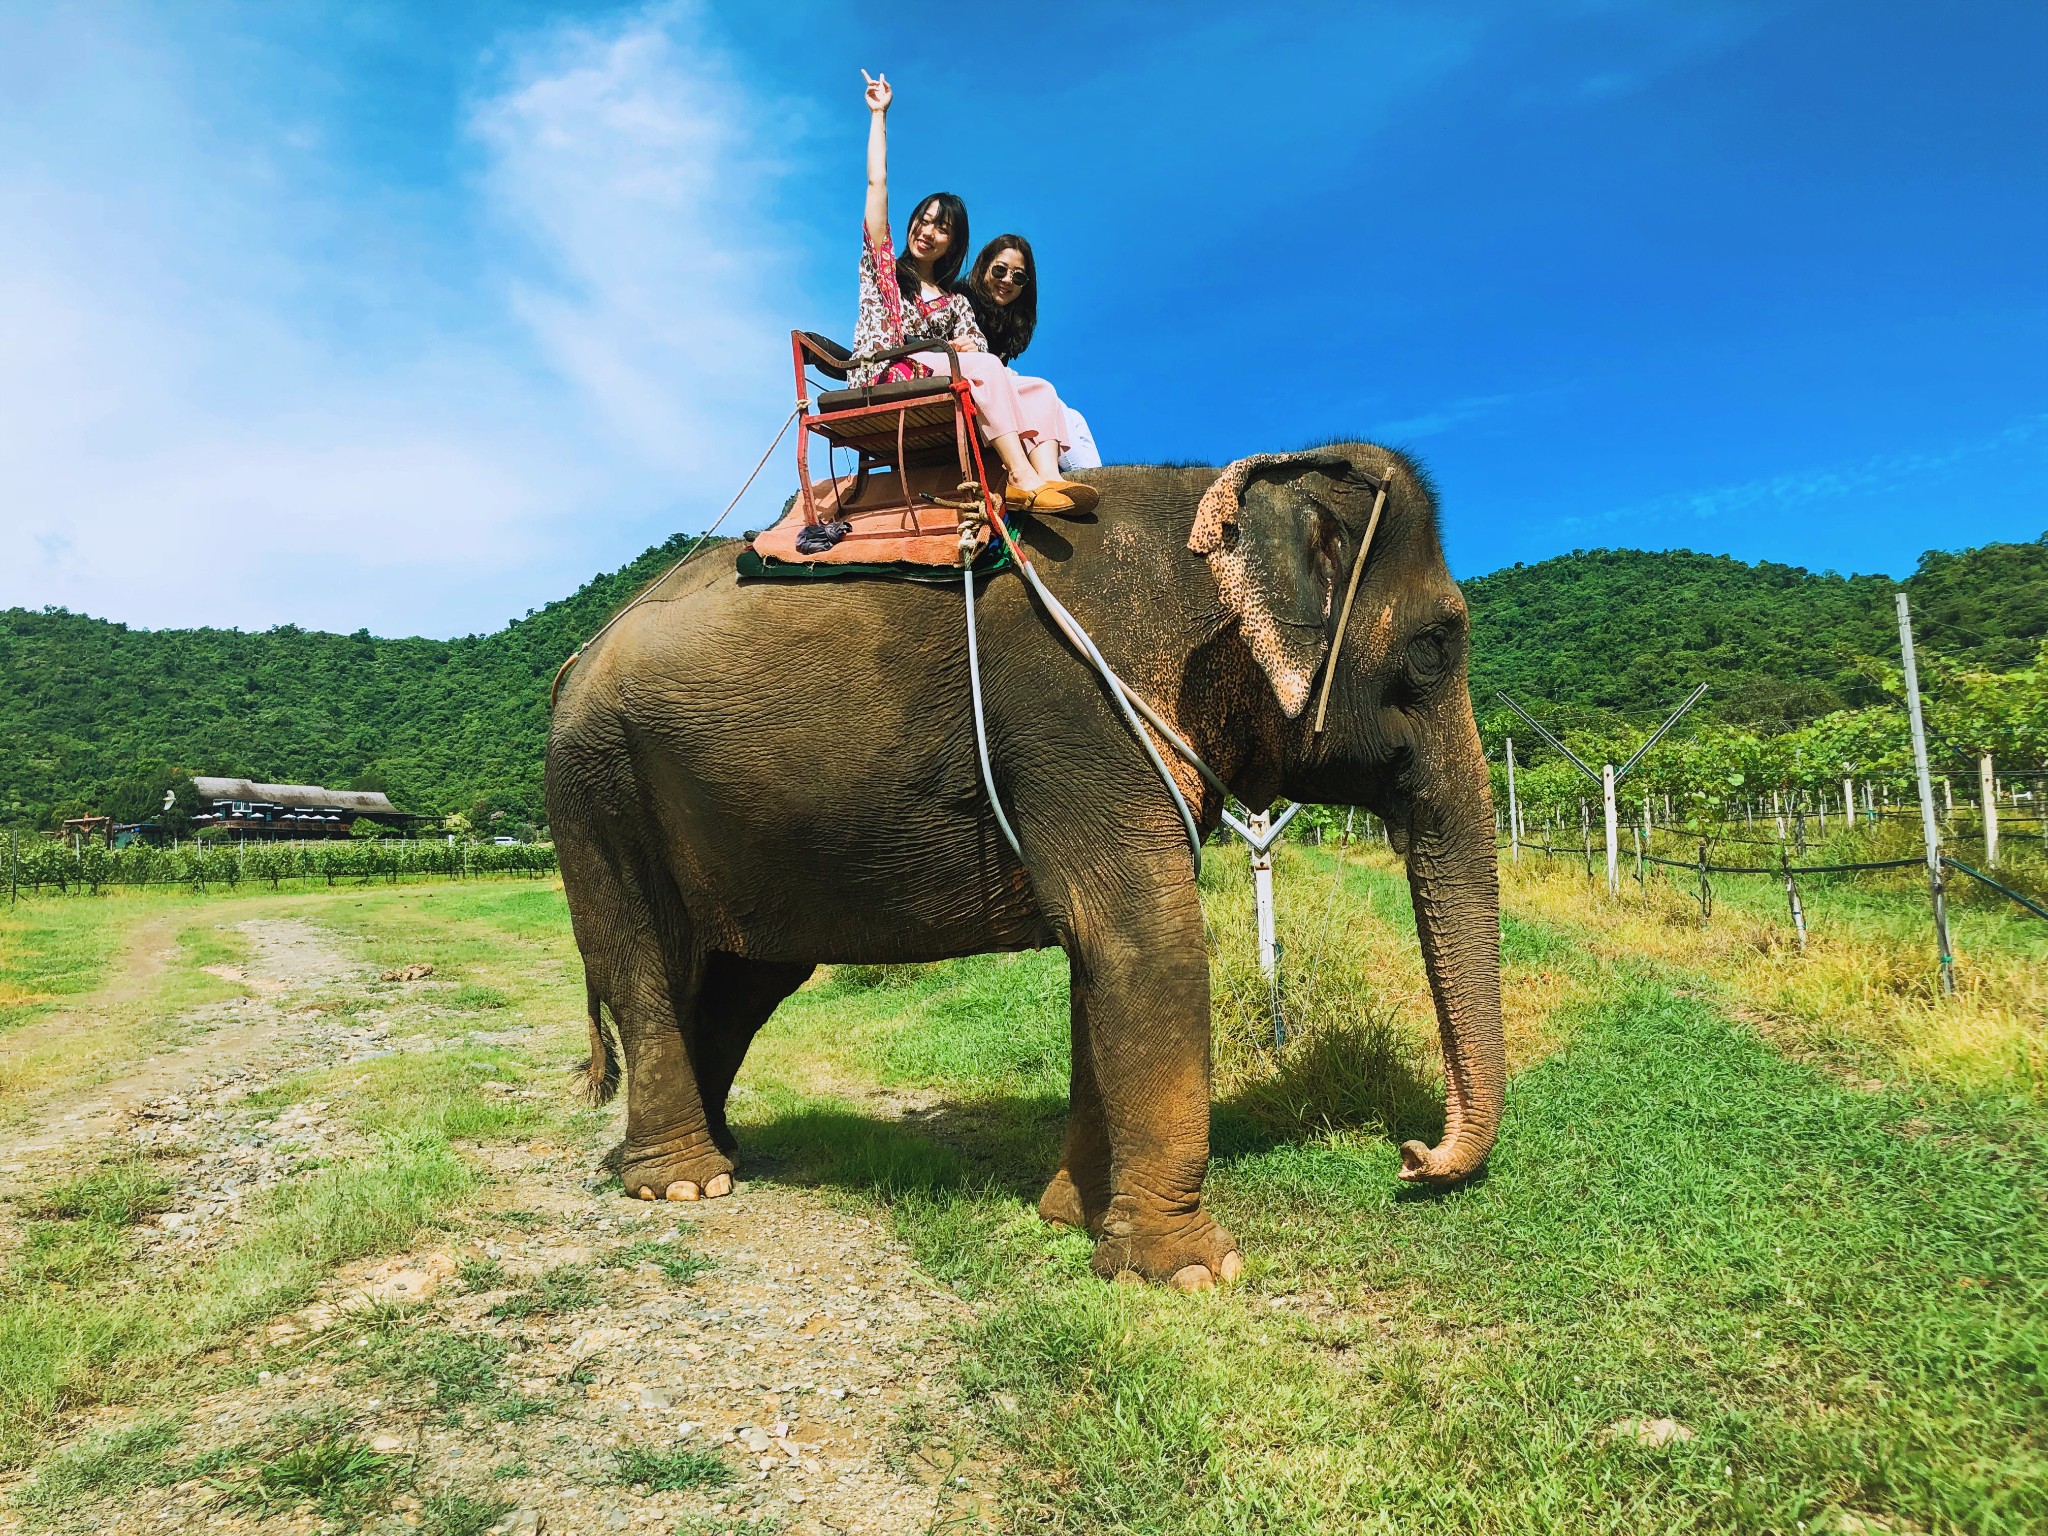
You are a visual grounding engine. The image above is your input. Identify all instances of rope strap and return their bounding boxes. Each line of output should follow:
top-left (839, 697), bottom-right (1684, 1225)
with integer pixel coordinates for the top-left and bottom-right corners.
top-left (958, 503), bottom-right (1023, 860)
top-left (550, 403), bottom-right (803, 709)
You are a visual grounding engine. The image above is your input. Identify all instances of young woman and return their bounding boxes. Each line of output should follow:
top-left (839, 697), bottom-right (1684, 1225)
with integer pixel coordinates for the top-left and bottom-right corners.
top-left (855, 72), bottom-right (1093, 514)
top-left (963, 234), bottom-right (1101, 472)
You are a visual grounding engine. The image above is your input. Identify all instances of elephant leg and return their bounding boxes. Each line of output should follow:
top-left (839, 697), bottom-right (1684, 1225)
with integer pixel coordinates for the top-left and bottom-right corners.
top-left (588, 857), bottom-right (731, 1203)
top-left (1067, 883), bottom-right (1241, 1291)
top-left (689, 954), bottom-right (814, 1158)
top-left (1039, 954), bottom-right (1112, 1234)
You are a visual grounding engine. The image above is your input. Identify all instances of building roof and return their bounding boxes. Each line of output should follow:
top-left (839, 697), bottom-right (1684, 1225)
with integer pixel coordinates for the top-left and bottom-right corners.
top-left (190, 778), bottom-right (416, 817)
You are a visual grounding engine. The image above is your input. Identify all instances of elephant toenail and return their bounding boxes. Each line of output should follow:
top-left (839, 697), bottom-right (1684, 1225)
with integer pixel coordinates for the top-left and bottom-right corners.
top-left (1218, 1250), bottom-right (1243, 1282)
top-left (666, 1181), bottom-right (701, 1201)
top-left (1170, 1263), bottom-right (1215, 1292)
top-left (638, 1186), bottom-right (655, 1200)
top-left (704, 1173), bottom-right (732, 1197)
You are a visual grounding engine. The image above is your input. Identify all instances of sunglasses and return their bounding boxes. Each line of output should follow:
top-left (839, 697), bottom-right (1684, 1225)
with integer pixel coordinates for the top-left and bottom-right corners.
top-left (987, 263), bottom-right (1030, 284)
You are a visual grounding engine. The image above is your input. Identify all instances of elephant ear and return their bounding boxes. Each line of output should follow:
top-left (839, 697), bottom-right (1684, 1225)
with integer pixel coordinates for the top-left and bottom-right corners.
top-left (1190, 451), bottom-right (1359, 718)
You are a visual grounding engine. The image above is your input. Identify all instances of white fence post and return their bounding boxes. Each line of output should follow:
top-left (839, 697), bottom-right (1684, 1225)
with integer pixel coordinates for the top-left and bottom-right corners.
top-left (1602, 763), bottom-right (1618, 895)
top-left (1249, 811), bottom-right (1278, 981)
top-left (1980, 752), bottom-right (1999, 868)
top-left (1896, 595), bottom-right (1955, 996)
top-left (1506, 737), bottom-right (1520, 865)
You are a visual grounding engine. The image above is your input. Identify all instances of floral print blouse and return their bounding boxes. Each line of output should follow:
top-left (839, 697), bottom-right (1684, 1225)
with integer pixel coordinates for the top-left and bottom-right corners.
top-left (851, 225), bottom-right (987, 386)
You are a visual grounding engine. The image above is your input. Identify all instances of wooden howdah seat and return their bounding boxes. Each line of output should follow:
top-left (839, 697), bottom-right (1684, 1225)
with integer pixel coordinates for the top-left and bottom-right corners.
top-left (740, 331), bottom-right (1008, 575)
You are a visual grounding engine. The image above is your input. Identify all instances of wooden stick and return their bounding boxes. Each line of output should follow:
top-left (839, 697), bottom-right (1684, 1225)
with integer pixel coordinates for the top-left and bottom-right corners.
top-left (1312, 472), bottom-right (1392, 734)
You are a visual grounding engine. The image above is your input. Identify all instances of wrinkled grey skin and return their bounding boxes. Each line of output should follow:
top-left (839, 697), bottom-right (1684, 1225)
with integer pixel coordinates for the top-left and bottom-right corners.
top-left (545, 442), bottom-right (1504, 1289)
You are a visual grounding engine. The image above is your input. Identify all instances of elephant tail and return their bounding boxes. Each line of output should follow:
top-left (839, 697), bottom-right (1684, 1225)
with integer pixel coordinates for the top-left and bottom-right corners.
top-left (580, 982), bottom-right (622, 1105)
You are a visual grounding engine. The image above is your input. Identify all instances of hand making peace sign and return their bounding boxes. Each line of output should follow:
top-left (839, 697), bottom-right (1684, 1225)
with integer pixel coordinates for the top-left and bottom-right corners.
top-left (862, 70), bottom-right (891, 113)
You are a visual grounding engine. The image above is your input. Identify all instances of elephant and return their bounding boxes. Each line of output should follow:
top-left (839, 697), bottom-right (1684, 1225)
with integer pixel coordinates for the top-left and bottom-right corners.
top-left (544, 440), bottom-right (1505, 1290)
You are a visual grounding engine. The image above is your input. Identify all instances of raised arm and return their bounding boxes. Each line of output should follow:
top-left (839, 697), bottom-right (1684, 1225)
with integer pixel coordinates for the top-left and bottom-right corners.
top-left (862, 71), bottom-right (892, 249)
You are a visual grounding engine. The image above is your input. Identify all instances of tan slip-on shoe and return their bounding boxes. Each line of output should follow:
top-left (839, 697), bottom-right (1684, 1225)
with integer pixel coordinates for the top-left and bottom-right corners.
top-left (1036, 479), bottom-right (1099, 515)
top-left (1008, 483), bottom-right (1074, 513)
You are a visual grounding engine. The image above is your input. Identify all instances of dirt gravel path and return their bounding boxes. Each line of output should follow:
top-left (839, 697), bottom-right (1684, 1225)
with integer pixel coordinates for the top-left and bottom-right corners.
top-left (85, 1164), bottom-right (997, 1534)
top-left (1, 913), bottom-right (996, 1535)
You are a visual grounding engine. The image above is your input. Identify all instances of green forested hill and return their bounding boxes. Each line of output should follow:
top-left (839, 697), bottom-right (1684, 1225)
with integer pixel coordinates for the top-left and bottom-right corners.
top-left (4, 533), bottom-right (2044, 830)
top-left (1463, 538), bottom-right (2048, 726)
top-left (0, 533), bottom-right (701, 831)
top-left (1465, 549), bottom-right (1894, 724)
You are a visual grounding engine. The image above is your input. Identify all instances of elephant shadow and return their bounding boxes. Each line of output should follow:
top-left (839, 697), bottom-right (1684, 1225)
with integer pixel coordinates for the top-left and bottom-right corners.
top-left (699, 1020), bottom-right (1448, 1207)
top-left (1212, 1021), bottom-right (1446, 1163)
top-left (733, 1091), bottom-right (1068, 1206)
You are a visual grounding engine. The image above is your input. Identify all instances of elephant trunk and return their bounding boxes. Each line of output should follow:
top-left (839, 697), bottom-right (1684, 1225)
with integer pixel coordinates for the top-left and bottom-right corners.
top-left (1395, 755), bottom-right (1507, 1185)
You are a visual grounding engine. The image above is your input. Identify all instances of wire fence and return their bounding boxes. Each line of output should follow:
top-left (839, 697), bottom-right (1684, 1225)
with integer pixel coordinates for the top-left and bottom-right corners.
top-left (1639, 852), bottom-right (1925, 876)
top-left (1945, 857), bottom-right (2048, 923)
top-left (1503, 832), bottom-right (2047, 926)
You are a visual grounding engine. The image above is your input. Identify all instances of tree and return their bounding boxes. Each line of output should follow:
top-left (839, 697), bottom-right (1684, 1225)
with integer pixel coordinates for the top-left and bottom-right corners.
top-left (1927, 641), bottom-right (2048, 769)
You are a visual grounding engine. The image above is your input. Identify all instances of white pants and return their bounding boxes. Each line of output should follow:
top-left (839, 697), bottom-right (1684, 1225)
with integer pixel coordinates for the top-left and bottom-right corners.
top-left (907, 352), bottom-right (1066, 450)
top-left (1060, 407), bottom-right (1101, 470)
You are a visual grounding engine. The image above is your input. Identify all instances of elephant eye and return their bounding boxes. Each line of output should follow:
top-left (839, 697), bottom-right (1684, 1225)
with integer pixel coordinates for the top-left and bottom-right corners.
top-left (1403, 626), bottom-right (1453, 692)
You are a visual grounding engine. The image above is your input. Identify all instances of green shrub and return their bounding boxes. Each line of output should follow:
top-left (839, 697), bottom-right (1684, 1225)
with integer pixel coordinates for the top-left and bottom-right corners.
top-left (602, 1238), bottom-right (715, 1286)
top-left (16, 1416), bottom-right (181, 1512)
top-left (419, 1486), bottom-right (516, 1536)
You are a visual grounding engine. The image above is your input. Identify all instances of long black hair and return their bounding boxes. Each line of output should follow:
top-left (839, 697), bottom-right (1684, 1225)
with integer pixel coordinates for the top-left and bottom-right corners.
top-left (895, 192), bottom-right (969, 301)
top-left (962, 234), bottom-right (1037, 364)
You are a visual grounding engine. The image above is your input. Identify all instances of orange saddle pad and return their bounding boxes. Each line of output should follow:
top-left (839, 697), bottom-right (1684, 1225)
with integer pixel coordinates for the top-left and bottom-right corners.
top-left (747, 460), bottom-right (1006, 568)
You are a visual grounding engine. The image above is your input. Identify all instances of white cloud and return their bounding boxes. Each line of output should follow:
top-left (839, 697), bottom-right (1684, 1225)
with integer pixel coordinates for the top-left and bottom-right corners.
top-left (470, 5), bottom-right (807, 478)
top-left (0, 3), bottom-right (812, 637)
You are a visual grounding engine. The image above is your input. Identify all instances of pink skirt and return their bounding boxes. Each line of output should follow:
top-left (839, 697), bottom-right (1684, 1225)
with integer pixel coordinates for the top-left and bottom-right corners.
top-left (909, 351), bottom-right (1068, 453)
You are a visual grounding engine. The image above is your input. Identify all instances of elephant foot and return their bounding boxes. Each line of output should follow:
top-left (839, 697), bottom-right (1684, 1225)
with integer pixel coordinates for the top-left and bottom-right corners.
top-left (622, 1136), bottom-right (735, 1204)
top-left (1089, 1197), bottom-right (1242, 1292)
top-left (1036, 1169), bottom-right (1104, 1234)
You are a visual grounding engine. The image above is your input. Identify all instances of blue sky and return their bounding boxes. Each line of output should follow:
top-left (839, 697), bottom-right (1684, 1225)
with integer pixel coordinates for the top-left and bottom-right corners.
top-left (2, 1), bottom-right (2042, 637)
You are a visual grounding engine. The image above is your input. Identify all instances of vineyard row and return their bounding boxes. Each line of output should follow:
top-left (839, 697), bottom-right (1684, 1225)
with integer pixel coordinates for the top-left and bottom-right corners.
top-left (5, 837), bottom-right (558, 896)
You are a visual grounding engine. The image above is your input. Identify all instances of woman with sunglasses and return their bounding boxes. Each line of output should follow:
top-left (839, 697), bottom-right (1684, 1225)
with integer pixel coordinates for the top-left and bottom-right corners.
top-left (963, 234), bottom-right (1100, 474)
top-left (855, 72), bottom-right (1094, 514)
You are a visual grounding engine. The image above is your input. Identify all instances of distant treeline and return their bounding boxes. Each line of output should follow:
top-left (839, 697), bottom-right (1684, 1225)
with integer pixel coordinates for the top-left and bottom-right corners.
top-left (3, 530), bottom-right (2043, 831)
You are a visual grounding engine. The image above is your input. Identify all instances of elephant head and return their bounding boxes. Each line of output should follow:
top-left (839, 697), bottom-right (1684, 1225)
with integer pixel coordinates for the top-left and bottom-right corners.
top-left (1191, 444), bottom-right (1505, 1185)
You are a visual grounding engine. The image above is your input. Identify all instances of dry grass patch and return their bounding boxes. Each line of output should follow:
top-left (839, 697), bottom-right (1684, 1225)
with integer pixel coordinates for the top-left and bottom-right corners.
top-left (1494, 852), bottom-right (2048, 1099)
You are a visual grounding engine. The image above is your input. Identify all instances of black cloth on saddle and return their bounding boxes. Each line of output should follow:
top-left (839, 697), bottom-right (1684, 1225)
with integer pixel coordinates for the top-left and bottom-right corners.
top-left (814, 375), bottom-right (957, 413)
top-left (794, 519), bottom-right (851, 555)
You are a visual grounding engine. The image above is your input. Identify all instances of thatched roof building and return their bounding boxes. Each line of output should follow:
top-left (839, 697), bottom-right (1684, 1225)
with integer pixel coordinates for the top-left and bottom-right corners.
top-left (190, 778), bottom-right (423, 838)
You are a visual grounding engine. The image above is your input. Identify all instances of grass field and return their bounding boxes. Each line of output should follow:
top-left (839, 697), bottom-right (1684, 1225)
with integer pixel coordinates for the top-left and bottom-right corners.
top-left (0, 846), bottom-right (2042, 1533)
